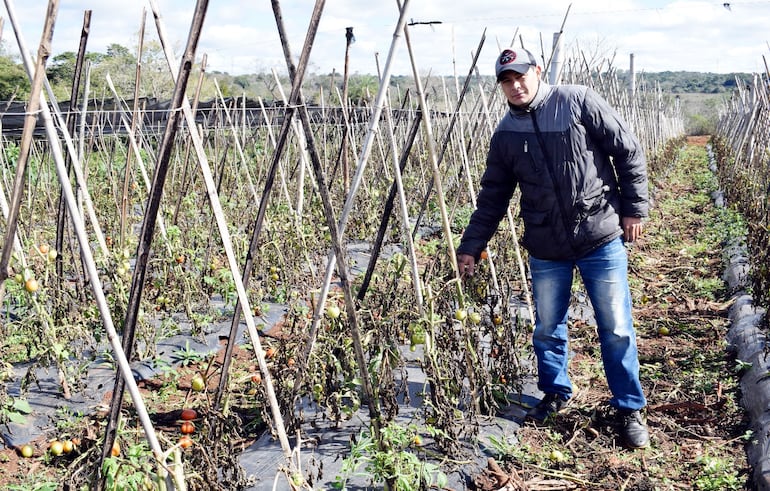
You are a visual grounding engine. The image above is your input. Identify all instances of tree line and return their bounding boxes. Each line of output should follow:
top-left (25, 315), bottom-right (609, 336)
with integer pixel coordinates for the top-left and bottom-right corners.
top-left (0, 42), bottom-right (756, 108)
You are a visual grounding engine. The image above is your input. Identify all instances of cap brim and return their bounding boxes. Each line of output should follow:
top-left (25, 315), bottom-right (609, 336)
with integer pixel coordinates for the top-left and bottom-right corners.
top-left (496, 65), bottom-right (531, 80)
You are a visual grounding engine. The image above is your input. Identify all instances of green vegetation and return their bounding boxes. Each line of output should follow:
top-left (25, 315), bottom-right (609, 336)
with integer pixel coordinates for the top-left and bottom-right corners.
top-left (333, 422), bottom-right (448, 490)
top-left (621, 70), bottom-right (750, 94)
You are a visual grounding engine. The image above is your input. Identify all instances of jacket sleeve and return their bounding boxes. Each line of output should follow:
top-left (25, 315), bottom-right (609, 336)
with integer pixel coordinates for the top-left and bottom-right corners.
top-left (457, 132), bottom-right (518, 259)
top-left (580, 88), bottom-right (649, 218)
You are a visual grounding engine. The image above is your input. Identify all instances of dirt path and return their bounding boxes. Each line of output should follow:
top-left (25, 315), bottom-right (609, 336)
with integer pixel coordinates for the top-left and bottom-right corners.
top-left (482, 137), bottom-right (751, 490)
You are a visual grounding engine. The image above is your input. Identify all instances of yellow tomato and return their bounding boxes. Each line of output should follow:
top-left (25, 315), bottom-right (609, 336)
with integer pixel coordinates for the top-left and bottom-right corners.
top-left (25, 278), bottom-right (39, 293)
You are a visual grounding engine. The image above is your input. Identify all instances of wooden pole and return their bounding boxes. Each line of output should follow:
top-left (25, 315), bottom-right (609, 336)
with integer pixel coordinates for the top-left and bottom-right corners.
top-left (341, 26), bottom-right (354, 194)
top-left (355, 94), bottom-right (422, 303)
top-left (54, 9), bottom-right (90, 300)
top-left (98, 1), bottom-right (209, 484)
top-left (171, 53), bottom-right (208, 225)
top-left (300, 0), bottom-right (412, 396)
top-left (0, 0), bottom-right (58, 285)
top-left (120, 7), bottom-right (146, 250)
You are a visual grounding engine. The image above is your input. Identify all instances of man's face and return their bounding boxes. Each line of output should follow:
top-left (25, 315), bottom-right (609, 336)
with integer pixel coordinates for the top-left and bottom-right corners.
top-left (499, 65), bottom-right (542, 108)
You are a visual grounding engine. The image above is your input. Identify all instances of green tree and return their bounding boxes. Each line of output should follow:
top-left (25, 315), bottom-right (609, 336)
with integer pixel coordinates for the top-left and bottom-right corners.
top-left (90, 42), bottom-right (139, 98)
top-left (0, 55), bottom-right (30, 100)
top-left (47, 51), bottom-right (76, 86)
top-left (346, 74), bottom-right (379, 105)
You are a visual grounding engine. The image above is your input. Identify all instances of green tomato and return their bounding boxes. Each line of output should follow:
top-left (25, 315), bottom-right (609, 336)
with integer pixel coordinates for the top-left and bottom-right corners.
top-left (549, 449), bottom-right (566, 462)
top-left (326, 305), bottom-right (341, 319)
top-left (191, 374), bottom-right (205, 392)
top-left (410, 330), bottom-right (426, 346)
top-left (20, 444), bottom-right (34, 458)
top-left (49, 440), bottom-right (64, 456)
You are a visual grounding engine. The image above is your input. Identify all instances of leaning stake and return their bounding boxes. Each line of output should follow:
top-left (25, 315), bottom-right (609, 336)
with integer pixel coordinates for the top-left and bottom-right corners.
top-left (98, 1), bottom-right (209, 483)
top-left (146, 0), bottom-right (295, 465)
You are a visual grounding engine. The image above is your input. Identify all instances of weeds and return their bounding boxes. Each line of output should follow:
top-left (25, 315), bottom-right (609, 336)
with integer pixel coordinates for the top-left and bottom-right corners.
top-left (332, 422), bottom-right (448, 490)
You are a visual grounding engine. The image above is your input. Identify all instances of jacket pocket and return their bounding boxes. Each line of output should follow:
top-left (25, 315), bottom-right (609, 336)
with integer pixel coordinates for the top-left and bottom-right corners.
top-left (576, 185), bottom-right (610, 214)
top-left (519, 208), bottom-right (552, 253)
top-left (573, 185), bottom-right (612, 236)
top-left (520, 208), bottom-right (549, 225)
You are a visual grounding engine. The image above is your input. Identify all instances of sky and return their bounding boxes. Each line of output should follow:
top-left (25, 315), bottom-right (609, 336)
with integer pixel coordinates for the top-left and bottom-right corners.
top-left (2, 0), bottom-right (769, 78)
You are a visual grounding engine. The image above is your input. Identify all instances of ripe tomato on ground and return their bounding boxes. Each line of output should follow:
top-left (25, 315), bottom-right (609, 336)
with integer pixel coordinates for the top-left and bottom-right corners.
top-left (180, 421), bottom-right (195, 434)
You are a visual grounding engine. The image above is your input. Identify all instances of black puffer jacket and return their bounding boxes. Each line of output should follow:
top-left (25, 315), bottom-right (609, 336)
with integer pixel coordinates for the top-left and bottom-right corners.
top-left (458, 81), bottom-right (648, 261)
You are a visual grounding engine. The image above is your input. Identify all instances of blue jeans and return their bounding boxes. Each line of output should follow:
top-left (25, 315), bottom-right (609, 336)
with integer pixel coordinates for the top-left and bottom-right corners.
top-left (529, 237), bottom-right (646, 411)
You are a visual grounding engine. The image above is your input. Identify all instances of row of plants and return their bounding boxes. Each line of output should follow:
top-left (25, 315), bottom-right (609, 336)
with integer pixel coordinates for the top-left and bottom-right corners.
top-left (713, 75), bottom-right (770, 321)
top-left (0, 16), bottom-right (685, 491)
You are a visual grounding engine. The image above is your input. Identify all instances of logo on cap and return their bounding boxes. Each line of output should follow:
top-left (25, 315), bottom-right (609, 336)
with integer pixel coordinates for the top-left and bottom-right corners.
top-left (499, 49), bottom-right (517, 66)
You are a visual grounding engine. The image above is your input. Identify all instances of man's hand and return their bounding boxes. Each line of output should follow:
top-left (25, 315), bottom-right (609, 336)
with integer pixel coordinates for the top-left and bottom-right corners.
top-left (457, 253), bottom-right (476, 278)
top-left (622, 216), bottom-right (643, 243)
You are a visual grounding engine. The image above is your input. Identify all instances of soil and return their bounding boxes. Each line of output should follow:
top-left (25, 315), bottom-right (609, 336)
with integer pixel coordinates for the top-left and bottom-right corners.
top-left (1, 342), bottom-right (268, 490)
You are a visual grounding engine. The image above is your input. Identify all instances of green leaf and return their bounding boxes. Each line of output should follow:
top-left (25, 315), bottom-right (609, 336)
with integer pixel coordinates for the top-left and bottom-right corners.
top-left (12, 399), bottom-right (32, 414)
top-left (8, 411), bottom-right (27, 424)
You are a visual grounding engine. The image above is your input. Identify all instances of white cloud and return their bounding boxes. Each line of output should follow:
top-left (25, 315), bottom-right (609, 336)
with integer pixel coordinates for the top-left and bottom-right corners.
top-left (2, 0), bottom-right (769, 76)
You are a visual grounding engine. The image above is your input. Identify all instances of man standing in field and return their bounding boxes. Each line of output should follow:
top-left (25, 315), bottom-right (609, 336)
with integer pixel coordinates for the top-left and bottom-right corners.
top-left (456, 47), bottom-right (650, 449)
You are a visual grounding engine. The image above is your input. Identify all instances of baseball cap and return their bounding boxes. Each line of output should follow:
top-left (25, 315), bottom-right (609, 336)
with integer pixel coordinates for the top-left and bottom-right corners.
top-left (495, 48), bottom-right (537, 80)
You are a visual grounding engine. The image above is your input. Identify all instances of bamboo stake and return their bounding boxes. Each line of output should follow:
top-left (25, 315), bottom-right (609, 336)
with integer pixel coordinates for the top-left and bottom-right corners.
top-left (172, 54), bottom-right (208, 225)
top-left (300, 0), bottom-right (411, 393)
top-left (42, 77), bottom-right (110, 259)
top-left (332, 83), bottom-right (363, 181)
top-left (269, 67), bottom-right (313, 219)
top-left (212, 77), bottom-right (259, 202)
top-left (411, 31), bottom-right (486, 243)
top-left (355, 105), bottom-right (423, 308)
top-left (120, 7), bottom-right (146, 250)
top-left (105, 73), bottom-right (171, 252)
top-left (54, 9), bottom-right (90, 300)
top-left (256, 96), bottom-right (295, 212)
top-left (402, 19), bottom-right (464, 299)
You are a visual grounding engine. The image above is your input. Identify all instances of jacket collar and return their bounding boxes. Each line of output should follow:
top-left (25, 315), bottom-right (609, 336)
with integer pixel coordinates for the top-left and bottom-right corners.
top-left (508, 80), bottom-right (550, 115)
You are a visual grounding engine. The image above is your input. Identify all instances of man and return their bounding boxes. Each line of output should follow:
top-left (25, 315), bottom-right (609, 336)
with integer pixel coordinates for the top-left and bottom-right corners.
top-left (456, 47), bottom-right (650, 449)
